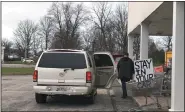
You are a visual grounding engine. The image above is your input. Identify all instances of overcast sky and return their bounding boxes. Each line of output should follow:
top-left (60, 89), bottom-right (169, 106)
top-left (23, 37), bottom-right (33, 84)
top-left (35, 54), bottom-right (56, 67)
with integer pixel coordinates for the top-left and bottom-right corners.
top-left (2, 2), bottom-right (164, 49)
top-left (2, 2), bottom-right (122, 41)
top-left (2, 2), bottom-right (52, 41)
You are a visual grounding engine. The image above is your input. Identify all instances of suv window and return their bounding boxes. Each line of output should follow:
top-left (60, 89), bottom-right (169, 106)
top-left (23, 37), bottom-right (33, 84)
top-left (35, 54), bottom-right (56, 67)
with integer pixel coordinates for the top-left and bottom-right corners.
top-left (38, 53), bottom-right (87, 69)
top-left (94, 54), bottom-right (113, 67)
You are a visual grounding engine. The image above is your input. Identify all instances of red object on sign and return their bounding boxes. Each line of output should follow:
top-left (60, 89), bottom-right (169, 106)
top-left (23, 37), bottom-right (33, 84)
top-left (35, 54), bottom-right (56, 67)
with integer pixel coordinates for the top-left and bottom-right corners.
top-left (154, 65), bottom-right (164, 73)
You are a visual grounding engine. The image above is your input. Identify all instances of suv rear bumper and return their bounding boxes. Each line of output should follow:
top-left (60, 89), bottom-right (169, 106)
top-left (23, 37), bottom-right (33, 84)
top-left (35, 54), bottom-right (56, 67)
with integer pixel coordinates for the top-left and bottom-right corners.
top-left (33, 85), bottom-right (92, 95)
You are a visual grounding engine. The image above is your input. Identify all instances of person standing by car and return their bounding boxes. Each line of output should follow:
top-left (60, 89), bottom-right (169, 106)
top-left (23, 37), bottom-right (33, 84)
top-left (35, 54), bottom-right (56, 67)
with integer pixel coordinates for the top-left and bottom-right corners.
top-left (117, 52), bottom-right (135, 98)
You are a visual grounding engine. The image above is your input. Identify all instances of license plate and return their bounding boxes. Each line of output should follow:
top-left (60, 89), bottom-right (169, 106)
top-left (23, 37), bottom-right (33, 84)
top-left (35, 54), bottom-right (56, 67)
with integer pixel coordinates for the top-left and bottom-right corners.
top-left (57, 87), bottom-right (70, 91)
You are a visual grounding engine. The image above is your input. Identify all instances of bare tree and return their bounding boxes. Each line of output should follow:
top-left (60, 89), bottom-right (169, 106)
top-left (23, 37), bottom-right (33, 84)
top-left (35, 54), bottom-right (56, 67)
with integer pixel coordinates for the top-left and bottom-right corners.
top-left (114, 4), bottom-right (128, 53)
top-left (48, 2), bottom-right (89, 49)
top-left (81, 27), bottom-right (98, 51)
top-left (90, 2), bottom-right (128, 53)
top-left (2, 38), bottom-right (13, 51)
top-left (148, 37), bottom-right (158, 57)
top-left (81, 31), bottom-right (92, 51)
top-left (2, 38), bottom-right (13, 59)
top-left (39, 16), bottom-right (54, 50)
top-left (161, 36), bottom-right (172, 51)
top-left (104, 19), bottom-right (117, 53)
top-left (14, 19), bottom-right (38, 58)
top-left (14, 39), bottom-right (25, 57)
top-left (48, 2), bottom-right (63, 48)
top-left (31, 35), bottom-right (43, 56)
top-left (91, 2), bottom-right (113, 51)
top-left (133, 36), bottom-right (160, 60)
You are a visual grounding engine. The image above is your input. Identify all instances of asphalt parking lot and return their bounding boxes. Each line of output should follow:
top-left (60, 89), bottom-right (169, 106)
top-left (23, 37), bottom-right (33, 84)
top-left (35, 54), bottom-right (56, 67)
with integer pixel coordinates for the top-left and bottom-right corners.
top-left (2, 75), bottom-right (138, 111)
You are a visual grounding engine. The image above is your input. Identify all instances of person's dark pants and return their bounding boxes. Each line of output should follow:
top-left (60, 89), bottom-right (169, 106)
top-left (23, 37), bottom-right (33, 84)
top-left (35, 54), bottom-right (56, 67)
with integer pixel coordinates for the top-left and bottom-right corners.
top-left (121, 77), bottom-right (130, 98)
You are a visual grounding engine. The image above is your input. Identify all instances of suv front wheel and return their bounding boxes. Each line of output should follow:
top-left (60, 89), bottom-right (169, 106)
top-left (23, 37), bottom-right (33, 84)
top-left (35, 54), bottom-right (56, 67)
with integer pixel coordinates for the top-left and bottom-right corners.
top-left (35, 93), bottom-right (47, 103)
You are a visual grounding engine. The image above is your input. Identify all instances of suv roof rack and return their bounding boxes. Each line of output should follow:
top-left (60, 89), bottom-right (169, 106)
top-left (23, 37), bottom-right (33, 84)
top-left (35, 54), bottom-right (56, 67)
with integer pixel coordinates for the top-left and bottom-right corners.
top-left (46, 49), bottom-right (85, 52)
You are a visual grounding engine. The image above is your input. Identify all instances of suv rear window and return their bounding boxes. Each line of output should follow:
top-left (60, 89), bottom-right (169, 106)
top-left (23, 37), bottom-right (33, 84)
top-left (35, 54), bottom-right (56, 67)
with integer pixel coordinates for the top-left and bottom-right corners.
top-left (38, 53), bottom-right (87, 69)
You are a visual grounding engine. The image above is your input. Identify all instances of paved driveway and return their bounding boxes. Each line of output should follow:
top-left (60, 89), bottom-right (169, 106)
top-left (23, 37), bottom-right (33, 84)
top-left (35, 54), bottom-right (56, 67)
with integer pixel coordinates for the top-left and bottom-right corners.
top-left (2, 75), bottom-right (138, 111)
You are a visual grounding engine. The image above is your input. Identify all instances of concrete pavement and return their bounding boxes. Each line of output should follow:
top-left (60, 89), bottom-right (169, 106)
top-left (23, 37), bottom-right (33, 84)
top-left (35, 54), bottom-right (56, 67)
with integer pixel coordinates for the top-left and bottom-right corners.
top-left (116, 75), bottom-right (171, 111)
top-left (111, 84), bottom-right (139, 111)
top-left (2, 64), bottom-right (35, 68)
top-left (2, 75), bottom-right (138, 111)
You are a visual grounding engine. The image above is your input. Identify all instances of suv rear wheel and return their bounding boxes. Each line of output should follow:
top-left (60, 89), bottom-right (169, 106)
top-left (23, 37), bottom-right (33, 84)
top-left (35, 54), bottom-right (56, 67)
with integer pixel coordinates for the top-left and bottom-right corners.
top-left (35, 93), bottom-right (47, 103)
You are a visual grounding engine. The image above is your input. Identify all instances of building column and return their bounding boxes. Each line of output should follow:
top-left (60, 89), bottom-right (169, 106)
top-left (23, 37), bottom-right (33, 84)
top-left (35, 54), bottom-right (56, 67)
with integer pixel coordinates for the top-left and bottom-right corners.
top-left (169, 2), bottom-right (184, 111)
top-left (128, 34), bottom-right (134, 60)
top-left (140, 22), bottom-right (149, 60)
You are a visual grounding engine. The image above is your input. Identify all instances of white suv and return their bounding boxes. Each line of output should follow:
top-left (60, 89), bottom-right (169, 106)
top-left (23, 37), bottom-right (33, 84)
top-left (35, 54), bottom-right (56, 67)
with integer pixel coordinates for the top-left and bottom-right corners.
top-left (33, 49), bottom-right (117, 104)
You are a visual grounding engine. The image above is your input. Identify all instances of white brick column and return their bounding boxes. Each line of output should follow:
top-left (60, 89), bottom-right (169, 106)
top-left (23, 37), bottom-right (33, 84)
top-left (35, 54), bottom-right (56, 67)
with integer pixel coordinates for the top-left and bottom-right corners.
top-left (169, 2), bottom-right (184, 111)
top-left (128, 35), bottom-right (134, 59)
top-left (140, 22), bottom-right (149, 59)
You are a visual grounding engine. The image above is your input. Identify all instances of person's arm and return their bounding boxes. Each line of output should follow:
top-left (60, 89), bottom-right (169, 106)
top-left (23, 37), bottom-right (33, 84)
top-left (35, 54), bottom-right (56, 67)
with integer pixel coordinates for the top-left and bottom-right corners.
top-left (131, 59), bottom-right (135, 79)
top-left (117, 59), bottom-right (121, 79)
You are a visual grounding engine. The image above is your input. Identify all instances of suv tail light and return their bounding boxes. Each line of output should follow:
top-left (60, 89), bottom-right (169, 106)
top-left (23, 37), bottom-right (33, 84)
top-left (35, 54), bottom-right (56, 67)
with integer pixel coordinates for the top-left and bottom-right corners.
top-left (86, 71), bottom-right (92, 83)
top-left (33, 70), bottom-right (38, 82)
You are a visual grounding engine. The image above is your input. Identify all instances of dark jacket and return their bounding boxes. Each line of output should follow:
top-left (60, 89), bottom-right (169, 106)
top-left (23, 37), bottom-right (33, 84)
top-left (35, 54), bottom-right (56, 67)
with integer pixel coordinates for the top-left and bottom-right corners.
top-left (117, 57), bottom-right (135, 80)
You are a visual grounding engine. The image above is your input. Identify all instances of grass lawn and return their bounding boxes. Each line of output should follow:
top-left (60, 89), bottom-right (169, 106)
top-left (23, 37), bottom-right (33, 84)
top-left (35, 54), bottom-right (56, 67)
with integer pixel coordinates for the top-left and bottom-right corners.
top-left (4, 61), bottom-right (23, 64)
top-left (2, 67), bottom-right (34, 75)
top-left (4, 61), bottom-right (36, 65)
